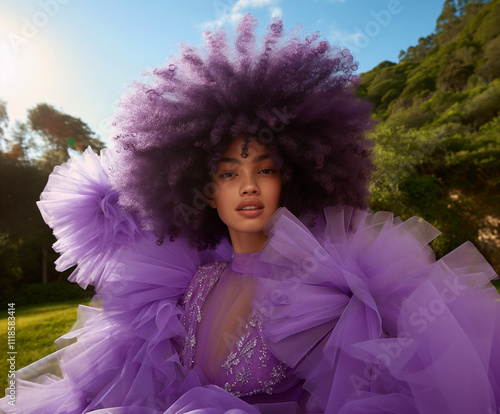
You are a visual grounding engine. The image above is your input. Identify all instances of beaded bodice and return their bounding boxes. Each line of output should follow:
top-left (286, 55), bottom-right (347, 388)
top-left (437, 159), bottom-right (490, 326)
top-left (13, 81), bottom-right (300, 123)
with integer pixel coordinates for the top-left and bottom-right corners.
top-left (181, 254), bottom-right (288, 397)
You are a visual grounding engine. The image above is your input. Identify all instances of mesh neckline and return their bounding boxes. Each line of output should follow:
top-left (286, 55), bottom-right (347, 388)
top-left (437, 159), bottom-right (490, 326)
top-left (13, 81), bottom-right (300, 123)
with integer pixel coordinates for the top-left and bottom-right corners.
top-left (231, 251), bottom-right (260, 273)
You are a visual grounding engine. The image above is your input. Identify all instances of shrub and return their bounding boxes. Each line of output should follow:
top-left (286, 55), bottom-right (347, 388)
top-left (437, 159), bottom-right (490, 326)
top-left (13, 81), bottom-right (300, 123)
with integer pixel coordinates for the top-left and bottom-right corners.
top-left (13, 281), bottom-right (94, 307)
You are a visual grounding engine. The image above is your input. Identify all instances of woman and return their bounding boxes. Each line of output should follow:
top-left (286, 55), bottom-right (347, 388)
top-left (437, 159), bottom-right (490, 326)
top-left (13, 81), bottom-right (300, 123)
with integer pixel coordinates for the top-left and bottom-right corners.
top-left (3, 14), bottom-right (499, 414)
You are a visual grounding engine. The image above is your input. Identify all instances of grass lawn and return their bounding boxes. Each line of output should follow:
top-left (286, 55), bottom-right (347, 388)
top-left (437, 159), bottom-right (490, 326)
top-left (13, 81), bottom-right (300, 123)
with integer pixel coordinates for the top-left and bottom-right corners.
top-left (0, 299), bottom-right (89, 393)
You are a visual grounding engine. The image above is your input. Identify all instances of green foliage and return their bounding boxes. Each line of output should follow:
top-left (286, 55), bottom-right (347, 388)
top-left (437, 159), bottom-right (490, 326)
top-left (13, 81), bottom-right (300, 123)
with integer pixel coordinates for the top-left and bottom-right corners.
top-left (445, 114), bottom-right (500, 178)
top-left (27, 103), bottom-right (105, 171)
top-left (13, 281), bottom-right (94, 307)
top-left (462, 79), bottom-right (500, 126)
top-left (422, 90), bottom-right (464, 117)
top-left (0, 153), bottom-right (57, 299)
top-left (476, 35), bottom-right (500, 81)
top-left (461, 0), bottom-right (500, 44)
top-left (368, 119), bottom-right (498, 260)
top-left (400, 35), bottom-right (437, 63)
top-left (400, 73), bottom-right (436, 98)
top-left (367, 79), bottom-right (403, 107)
top-left (363, 1), bottom-right (500, 268)
top-left (437, 61), bottom-right (475, 91)
top-left (369, 125), bottom-right (441, 212)
top-left (381, 89), bottom-right (399, 105)
top-left (0, 235), bottom-right (23, 301)
top-left (385, 104), bottom-right (434, 130)
top-left (359, 62), bottom-right (416, 116)
top-left (436, 0), bottom-right (459, 34)
top-left (0, 100), bottom-right (8, 136)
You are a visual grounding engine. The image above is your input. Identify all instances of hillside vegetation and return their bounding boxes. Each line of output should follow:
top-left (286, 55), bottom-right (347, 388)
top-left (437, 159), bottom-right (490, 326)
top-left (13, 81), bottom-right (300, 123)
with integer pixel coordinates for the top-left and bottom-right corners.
top-left (360, 0), bottom-right (500, 269)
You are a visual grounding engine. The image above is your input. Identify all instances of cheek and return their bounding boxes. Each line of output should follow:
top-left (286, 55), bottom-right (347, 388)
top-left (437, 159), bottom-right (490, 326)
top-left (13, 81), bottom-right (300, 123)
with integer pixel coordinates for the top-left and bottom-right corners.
top-left (212, 186), bottom-right (232, 211)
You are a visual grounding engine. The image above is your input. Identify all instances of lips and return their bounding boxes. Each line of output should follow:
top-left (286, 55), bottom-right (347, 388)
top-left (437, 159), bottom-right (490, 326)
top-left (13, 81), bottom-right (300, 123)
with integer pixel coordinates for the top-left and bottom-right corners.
top-left (236, 200), bottom-right (264, 211)
top-left (236, 200), bottom-right (264, 218)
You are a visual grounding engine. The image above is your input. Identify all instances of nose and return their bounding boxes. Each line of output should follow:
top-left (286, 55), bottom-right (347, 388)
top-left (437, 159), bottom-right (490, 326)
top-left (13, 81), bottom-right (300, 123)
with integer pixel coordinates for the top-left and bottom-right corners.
top-left (240, 174), bottom-right (260, 196)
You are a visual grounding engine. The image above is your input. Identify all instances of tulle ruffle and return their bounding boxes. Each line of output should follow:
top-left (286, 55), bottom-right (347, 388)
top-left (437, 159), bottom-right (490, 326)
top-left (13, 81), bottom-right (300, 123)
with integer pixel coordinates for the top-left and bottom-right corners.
top-left (253, 206), bottom-right (500, 414)
top-left (37, 147), bottom-right (143, 289)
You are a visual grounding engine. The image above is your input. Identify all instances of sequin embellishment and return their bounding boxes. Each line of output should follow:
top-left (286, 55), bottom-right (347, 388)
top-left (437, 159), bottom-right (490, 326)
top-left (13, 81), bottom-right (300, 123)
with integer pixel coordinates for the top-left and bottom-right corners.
top-left (181, 261), bottom-right (227, 368)
top-left (222, 312), bottom-right (287, 397)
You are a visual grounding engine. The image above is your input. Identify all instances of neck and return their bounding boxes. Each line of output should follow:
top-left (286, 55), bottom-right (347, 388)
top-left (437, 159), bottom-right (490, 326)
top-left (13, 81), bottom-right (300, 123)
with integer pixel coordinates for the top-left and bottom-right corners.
top-left (229, 231), bottom-right (268, 253)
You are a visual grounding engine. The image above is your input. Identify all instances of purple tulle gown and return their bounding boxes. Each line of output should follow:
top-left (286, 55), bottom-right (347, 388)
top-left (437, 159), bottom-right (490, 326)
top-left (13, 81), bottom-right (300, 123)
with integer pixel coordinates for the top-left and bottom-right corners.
top-left (2, 147), bottom-right (500, 414)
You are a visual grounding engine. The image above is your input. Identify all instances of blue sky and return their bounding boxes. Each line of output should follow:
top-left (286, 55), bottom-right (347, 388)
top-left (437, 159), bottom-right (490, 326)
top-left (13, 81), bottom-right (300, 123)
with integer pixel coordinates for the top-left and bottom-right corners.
top-left (0, 0), bottom-right (444, 145)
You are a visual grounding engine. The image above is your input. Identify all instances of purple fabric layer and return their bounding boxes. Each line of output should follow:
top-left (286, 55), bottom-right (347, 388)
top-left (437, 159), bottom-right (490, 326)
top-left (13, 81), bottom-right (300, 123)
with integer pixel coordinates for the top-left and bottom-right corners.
top-left (37, 147), bottom-right (143, 289)
top-left (251, 207), bottom-right (500, 414)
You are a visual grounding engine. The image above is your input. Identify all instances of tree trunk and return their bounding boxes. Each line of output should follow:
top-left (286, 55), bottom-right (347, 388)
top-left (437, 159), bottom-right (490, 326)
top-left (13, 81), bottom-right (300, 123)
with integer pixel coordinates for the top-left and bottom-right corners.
top-left (42, 245), bottom-right (48, 284)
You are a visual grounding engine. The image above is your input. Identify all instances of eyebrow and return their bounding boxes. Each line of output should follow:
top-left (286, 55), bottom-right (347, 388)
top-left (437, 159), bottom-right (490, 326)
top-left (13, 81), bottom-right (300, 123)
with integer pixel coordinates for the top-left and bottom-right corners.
top-left (218, 154), bottom-right (271, 164)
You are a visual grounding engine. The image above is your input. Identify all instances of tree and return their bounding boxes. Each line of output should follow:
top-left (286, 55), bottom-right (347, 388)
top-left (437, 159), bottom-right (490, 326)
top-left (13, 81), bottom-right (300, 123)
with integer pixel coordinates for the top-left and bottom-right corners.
top-left (0, 100), bottom-right (7, 125)
top-left (436, 0), bottom-right (459, 34)
top-left (437, 61), bottom-right (475, 91)
top-left (477, 35), bottom-right (500, 82)
top-left (5, 121), bottom-right (35, 164)
top-left (0, 152), bottom-right (55, 298)
top-left (27, 103), bottom-right (105, 171)
top-left (0, 100), bottom-right (8, 144)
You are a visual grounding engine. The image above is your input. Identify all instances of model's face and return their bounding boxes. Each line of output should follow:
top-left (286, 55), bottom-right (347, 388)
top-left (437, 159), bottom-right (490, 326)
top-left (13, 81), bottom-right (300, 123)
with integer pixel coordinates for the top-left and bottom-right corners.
top-left (209, 137), bottom-right (282, 253)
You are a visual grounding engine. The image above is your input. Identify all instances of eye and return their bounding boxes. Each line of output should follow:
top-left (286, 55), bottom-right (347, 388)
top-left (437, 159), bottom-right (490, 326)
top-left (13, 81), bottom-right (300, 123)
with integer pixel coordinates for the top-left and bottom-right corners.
top-left (219, 171), bottom-right (237, 178)
top-left (259, 168), bottom-right (275, 175)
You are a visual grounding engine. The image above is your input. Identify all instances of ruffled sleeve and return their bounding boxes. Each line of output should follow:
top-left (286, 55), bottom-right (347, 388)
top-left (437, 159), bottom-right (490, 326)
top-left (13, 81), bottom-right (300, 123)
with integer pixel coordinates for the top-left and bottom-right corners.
top-left (37, 147), bottom-right (143, 289)
top-left (253, 207), bottom-right (500, 414)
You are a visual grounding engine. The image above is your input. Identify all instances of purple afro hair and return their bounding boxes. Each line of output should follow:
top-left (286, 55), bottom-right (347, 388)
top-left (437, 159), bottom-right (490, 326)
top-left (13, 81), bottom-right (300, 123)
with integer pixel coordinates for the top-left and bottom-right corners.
top-left (110, 14), bottom-right (374, 248)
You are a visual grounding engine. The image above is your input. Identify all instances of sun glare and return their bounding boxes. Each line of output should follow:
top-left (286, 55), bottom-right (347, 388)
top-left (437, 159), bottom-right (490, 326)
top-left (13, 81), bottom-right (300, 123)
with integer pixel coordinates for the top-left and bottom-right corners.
top-left (0, 33), bottom-right (70, 123)
top-left (1, 39), bottom-right (17, 88)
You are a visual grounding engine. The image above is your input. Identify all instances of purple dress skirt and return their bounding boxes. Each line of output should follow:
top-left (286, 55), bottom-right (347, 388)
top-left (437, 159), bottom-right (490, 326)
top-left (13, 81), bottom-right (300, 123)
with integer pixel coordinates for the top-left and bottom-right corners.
top-left (1, 147), bottom-right (500, 414)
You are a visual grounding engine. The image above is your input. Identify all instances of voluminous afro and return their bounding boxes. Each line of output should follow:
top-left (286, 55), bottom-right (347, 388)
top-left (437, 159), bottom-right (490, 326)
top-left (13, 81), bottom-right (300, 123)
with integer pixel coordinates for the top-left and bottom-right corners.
top-left (110, 14), bottom-right (374, 249)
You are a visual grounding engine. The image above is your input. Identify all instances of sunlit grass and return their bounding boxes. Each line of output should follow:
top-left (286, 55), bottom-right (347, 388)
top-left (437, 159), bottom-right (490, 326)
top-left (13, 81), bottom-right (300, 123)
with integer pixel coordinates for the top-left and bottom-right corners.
top-left (0, 300), bottom-right (88, 392)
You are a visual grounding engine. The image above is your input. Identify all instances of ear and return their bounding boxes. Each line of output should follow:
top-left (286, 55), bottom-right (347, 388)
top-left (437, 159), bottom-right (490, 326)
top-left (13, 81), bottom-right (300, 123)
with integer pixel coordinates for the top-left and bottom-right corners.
top-left (207, 198), bottom-right (217, 209)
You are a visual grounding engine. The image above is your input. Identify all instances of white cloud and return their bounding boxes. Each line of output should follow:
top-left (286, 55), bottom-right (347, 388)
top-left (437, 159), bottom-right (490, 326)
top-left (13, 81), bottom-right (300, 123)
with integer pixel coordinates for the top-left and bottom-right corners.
top-left (270, 6), bottom-right (282, 18)
top-left (328, 26), bottom-right (364, 53)
top-left (201, 0), bottom-right (282, 31)
top-left (233, 0), bottom-right (276, 12)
